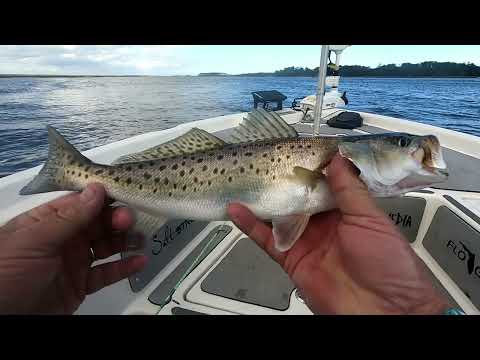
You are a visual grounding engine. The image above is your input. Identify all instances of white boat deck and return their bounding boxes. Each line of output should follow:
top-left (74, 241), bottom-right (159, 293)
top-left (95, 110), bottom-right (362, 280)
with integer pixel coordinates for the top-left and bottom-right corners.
top-left (1, 108), bottom-right (480, 315)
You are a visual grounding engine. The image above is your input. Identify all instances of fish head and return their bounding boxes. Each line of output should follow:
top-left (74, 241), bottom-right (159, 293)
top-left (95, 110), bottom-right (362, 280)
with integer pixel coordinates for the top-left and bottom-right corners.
top-left (338, 133), bottom-right (448, 196)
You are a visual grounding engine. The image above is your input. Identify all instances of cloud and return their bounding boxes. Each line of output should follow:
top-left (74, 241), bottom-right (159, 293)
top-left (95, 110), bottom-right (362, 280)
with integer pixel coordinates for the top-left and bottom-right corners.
top-left (0, 45), bottom-right (188, 75)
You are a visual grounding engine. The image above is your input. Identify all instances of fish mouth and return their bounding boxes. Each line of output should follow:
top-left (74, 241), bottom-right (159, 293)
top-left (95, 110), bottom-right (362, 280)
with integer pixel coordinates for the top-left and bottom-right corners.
top-left (419, 135), bottom-right (448, 178)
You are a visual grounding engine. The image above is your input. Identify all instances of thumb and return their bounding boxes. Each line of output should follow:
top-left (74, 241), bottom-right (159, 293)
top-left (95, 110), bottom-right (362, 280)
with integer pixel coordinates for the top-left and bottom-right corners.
top-left (326, 153), bottom-right (385, 218)
top-left (23, 183), bottom-right (107, 247)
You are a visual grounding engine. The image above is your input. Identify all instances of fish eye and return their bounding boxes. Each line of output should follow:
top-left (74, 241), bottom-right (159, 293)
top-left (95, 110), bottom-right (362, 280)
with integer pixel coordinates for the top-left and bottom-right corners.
top-left (398, 138), bottom-right (408, 147)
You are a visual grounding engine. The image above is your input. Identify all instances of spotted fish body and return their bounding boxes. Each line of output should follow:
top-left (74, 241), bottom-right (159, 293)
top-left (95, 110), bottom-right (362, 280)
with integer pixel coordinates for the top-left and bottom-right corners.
top-left (19, 109), bottom-right (448, 251)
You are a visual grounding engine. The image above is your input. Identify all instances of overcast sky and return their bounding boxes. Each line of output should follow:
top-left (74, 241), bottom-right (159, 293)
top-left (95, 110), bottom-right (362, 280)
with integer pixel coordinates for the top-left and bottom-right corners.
top-left (1, 45), bottom-right (479, 76)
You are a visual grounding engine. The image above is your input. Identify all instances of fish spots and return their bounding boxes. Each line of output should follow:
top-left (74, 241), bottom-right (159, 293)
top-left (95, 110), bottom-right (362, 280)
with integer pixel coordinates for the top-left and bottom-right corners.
top-left (217, 155), bottom-right (224, 160)
top-left (194, 188), bottom-right (197, 192)
top-left (312, 152), bottom-right (316, 156)
top-left (189, 168), bottom-right (194, 174)
top-left (273, 175), bottom-right (276, 180)
top-left (164, 178), bottom-right (169, 186)
top-left (78, 172), bottom-right (81, 177)
top-left (200, 181), bottom-right (204, 186)
top-left (149, 161), bottom-right (155, 167)
top-left (271, 158), bottom-right (275, 162)
top-left (286, 155), bottom-right (290, 160)
top-left (66, 170), bottom-right (70, 174)
top-left (290, 145), bottom-right (295, 149)
top-left (277, 158), bottom-right (281, 163)
top-left (127, 178), bottom-right (132, 185)
top-left (181, 161), bottom-right (186, 166)
top-left (232, 152), bottom-right (237, 157)
top-left (191, 156), bottom-right (195, 161)
top-left (84, 174), bottom-right (89, 179)
top-left (245, 152), bottom-right (253, 157)
top-left (70, 160), bottom-right (75, 165)
top-left (307, 145), bottom-right (311, 149)
top-left (233, 159), bottom-right (238, 165)
top-left (153, 188), bottom-right (157, 193)
top-left (197, 158), bottom-right (203, 163)
top-left (172, 164), bottom-right (178, 170)
top-left (72, 171), bottom-right (76, 175)
top-left (108, 169), bottom-right (115, 175)
top-left (139, 184), bottom-right (143, 190)
top-left (228, 176), bottom-right (232, 182)
top-left (256, 168), bottom-right (260, 175)
top-left (168, 192), bottom-right (172, 197)
top-left (240, 167), bottom-right (245, 173)
top-left (138, 164), bottom-right (144, 170)
top-left (220, 169), bottom-right (225, 175)
top-left (266, 169), bottom-right (269, 175)
top-left (144, 173), bottom-right (152, 180)
top-left (114, 177), bottom-right (120, 182)
top-left (298, 145), bottom-right (303, 149)
top-left (173, 184), bottom-right (177, 190)
top-left (263, 154), bottom-right (267, 158)
top-left (208, 180), bottom-right (212, 186)
top-left (85, 166), bottom-right (90, 172)
top-left (277, 146), bottom-right (282, 150)
top-left (182, 185), bottom-right (187, 191)
top-left (202, 165), bottom-right (208, 171)
top-left (180, 170), bottom-right (185, 177)
top-left (159, 165), bottom-right (166, 171)
top-left (213, 168), bottom-right (218, 174)
top-left (194, 177), bottom-right (198, 183)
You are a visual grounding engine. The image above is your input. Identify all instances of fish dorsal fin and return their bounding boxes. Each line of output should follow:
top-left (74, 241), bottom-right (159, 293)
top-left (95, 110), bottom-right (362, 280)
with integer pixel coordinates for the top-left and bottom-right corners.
top-left (229, 108), bottom-right (298, 143)
top-left (112, 127), bottom-right (226, 165)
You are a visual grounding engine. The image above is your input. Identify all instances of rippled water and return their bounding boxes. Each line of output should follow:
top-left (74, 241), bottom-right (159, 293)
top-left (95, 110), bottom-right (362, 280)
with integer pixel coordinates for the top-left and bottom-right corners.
top-left (0, 76), bottom-right (479, 174)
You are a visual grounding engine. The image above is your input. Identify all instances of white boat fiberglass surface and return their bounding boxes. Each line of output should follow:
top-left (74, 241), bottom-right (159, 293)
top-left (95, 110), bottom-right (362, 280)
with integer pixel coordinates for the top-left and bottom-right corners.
top-left (1, 46), bottom-right (480, 315)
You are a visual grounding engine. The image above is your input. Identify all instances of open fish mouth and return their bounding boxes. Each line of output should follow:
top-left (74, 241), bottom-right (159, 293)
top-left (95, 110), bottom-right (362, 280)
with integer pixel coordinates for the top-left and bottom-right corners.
top-left (412, 135), bottom-right (448, 178)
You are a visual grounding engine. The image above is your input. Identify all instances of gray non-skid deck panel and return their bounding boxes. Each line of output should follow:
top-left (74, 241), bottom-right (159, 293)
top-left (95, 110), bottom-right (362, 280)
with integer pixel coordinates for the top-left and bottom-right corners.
top-left (201, 238), bottom-right (295, 311)
top-left (444, 195), bottom-right (480, 226)
top-left (171, 307), bottom-right (208, 315)
top-left (423, 206), bottom-right (480, 310)
top-left (148, 225), bottom-right (232, 306)
top-left (122, 220), bottom-right (209, 292)
top-left (374, 197), bottom-right (427, 243)
top-left (431, 148), bottom-right (480, 193)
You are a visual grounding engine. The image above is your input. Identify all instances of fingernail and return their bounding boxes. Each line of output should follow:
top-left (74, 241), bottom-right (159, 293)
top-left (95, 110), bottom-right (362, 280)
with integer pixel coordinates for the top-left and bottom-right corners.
top-left (80, 185), bottom-right (96, 203)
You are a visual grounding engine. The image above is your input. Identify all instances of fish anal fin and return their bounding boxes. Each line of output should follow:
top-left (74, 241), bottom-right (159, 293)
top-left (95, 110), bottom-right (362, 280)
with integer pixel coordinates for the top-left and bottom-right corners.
top-left (272, 214), bottom-right (311, 252)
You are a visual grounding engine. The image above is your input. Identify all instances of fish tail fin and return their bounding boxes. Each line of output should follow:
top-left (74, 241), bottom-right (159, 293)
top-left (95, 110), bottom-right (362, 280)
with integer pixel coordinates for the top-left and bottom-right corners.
top-left (19, 126), bottom-right (92, 195)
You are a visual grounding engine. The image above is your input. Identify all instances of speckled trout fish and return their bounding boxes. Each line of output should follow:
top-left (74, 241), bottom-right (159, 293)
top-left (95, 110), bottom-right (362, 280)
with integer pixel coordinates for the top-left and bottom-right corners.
top-left (19, 109), bottom-right (448, 251)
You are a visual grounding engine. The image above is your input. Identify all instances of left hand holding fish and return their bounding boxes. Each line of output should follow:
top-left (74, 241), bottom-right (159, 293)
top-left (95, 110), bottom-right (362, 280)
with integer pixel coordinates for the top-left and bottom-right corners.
top-left (0, 183), bottom-right (147, 314)
top-left (228, 154), bottom-right (451, 315)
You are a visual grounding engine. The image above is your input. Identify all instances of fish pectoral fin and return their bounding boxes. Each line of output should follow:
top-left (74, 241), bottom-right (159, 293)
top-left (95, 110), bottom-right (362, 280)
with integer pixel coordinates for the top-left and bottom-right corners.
top-left (112, 127), bottom-right (226, 164)
top-left (272, 214), bottom-right (311, 252)
top-left (293, 166), bottom-right (325, 190)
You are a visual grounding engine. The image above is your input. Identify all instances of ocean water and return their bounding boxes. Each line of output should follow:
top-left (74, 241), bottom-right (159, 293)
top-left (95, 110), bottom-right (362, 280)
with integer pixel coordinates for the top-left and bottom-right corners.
top-left (0, 76), bottom-right (479, 174)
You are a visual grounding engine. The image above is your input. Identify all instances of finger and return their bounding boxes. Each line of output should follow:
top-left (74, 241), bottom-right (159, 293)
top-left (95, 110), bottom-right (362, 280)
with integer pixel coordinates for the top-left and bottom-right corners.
top-left (227, 203), bottom-right (287, 266)
top-left (109, 206), bottom-right (135, 232)
top-left (17, 183), bottom-right (107, 247)
top-left (87, 255), bottom-right (148, 294)
top-left (326, 153), bottom-right (385, 218)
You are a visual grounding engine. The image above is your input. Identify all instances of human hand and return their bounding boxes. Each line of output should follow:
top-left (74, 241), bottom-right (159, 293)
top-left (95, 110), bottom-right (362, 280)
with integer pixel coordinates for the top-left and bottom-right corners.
top-left (228, 154), bottom-right (450, 315)
top-left (0, 183), bottom-right (147, 314)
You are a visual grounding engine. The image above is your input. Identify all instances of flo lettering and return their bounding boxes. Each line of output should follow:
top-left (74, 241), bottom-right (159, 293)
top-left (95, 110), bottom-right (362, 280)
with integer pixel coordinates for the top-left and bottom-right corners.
top-left (446, 240), bottom-right (480, 279)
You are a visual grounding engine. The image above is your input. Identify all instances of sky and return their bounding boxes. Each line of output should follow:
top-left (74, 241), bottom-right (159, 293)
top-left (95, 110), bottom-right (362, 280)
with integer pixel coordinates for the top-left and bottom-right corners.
top-left (0, 45), bottom-right (479, 76)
